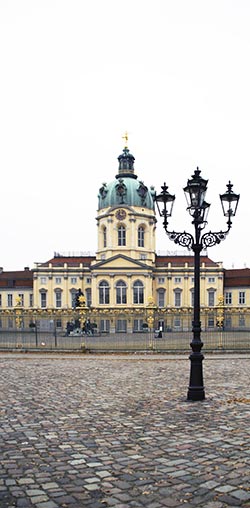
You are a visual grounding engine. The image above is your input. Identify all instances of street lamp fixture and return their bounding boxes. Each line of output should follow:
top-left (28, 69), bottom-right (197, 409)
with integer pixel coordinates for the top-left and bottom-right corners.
top-left (155, 167), bottom-right (240, 401)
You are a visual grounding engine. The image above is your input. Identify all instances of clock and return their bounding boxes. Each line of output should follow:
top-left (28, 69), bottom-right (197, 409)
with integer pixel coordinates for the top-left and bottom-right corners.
top-left (115, 209), bottom-right (127, 221)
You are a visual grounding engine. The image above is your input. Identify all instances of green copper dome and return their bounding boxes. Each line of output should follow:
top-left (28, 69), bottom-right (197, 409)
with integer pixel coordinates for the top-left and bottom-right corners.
top-left (98, 147), bottom-right (156, 211)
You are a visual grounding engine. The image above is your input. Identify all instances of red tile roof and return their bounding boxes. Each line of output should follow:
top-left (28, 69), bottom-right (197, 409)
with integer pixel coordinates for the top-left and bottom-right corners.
top-left (0, 270), bottom-right (33, 288)
top-left (224, 268), bottom-right (250, 287)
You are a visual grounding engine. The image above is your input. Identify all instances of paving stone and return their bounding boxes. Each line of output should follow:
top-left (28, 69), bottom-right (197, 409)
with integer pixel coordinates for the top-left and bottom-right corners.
top-left (0, 353), bottom-right (250, 508)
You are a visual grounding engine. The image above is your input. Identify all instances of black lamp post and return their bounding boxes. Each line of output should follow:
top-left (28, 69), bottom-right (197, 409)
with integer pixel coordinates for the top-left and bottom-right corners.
top-left (155, 168), bottom-right (240, 401)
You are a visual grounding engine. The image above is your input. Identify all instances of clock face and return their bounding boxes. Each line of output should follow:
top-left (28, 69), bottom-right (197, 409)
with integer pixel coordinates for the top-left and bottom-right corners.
top-left (115, 209), bottom-right (126, 221)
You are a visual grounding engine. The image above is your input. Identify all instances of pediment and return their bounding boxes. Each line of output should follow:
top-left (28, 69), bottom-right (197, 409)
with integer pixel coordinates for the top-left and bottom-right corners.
top-left (91, 254), bottom-right (151, 271)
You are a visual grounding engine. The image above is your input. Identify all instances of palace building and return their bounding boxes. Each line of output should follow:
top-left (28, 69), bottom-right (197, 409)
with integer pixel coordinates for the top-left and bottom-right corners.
top-left (0, 142), bottom-right (248, 333)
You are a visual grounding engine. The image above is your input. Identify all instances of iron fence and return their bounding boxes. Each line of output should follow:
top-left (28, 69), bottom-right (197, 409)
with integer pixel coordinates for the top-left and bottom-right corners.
top-left (0, 329), bottom-right (249, 352)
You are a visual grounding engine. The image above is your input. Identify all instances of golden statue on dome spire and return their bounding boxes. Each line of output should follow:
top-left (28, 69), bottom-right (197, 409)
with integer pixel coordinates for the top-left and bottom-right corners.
top-left (122, 131), bottom-right (129, 149)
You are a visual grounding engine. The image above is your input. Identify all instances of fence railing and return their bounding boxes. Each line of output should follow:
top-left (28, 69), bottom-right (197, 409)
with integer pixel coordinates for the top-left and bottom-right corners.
top-left (0, 330), bottom-right (250, 352)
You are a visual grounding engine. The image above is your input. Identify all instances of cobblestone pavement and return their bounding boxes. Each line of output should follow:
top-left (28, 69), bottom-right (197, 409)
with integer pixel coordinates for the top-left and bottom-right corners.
top-left (0, 353), bottom-right (250, 508)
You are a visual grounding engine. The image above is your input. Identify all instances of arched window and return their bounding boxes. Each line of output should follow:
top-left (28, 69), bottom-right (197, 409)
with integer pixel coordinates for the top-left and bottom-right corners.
top-left (103, 226), bottom-right (107, 248)
top-left (138, 226), bottom-right (145, 247)
top-left (99, 280), bottom-right (110, 305)
top-left (118, 225), bottom-right (126, 246)
top-left (133, 280), bottom-right (144, 304)
top-left (116, 280), bottom-right (127, 304)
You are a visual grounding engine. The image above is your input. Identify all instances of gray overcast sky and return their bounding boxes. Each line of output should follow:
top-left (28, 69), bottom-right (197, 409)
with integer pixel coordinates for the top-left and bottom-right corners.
top-left (0, 0), bottom-right (249, 270)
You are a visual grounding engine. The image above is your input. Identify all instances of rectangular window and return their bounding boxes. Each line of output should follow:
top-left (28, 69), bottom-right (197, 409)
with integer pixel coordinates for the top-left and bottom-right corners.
top-left (40, 277), bottom-right (47, 284)
top-left (208, 277), bottom-right (215, 283)
top-left (86, 289), bottom-right (92, 307)
top-left (55, 292), bottom-right (62, 308)
top-left (55, 277), bottom-right (62, 284)
top-left (225, 316), bottom-right (232, 329)
top-left (29, 294), bottom-right (33, 307)
top-left (71, 277), bottom-right (77, 284)
top-left (225, 292), bottom-right (232, 305)
top-left (116, 319), bottom-right (127, 332)
top-left (208, 315), bottom-right (215, 328)
top-left (8, 317), bottom-right (13, 329)
top-left (158, 290), bottom-right (165, 308)
top-left (18, 294), bottom-right (24, 306)
top-left (133, 319), bottom-right (144, 332)
top-left (239, 315), bottom-right (245, 327)
top-left (191, 291), bottom-right (194, 307)
top-left (239, 291), bottom-right (245, 305)
top-left (118, 226), bottom-right (126, 246)
top-left (100, 319), bottom-right (110, 333)
top-left (41, 292), bottom-right (47, 308)
top-left (140, 254), bottom-right (147, 260)
top-left (174, 291), bottom-right (181, 307)
top-left (174, 277), bottom-right (181, 284)
top-left (158, 277), bottom-right (165, 283)
top-left (173, 317), bottom-right (181, 329)
top-left (7, 294), bottom-right (13, 307)
top-left (86, 277), bottom-right (91, 284)
top-left (56, 319), bottom-right (62, 328)
top-left (208, 291), bottom-right (215, 307)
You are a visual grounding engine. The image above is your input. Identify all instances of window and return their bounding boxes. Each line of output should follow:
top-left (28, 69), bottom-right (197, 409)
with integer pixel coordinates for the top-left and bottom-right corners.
top-left (239, 315), bottom-right (245, 327)
top-left (85, 288), bottom-right (92, 307)
top-left (174, 290), bottom-right (181, 307)
top-left (86, 277), bottom-right (91, 284)
top-left (157, 289), bottom-right (165, 308)
top-left (225, 316), bottom-right (232, 329)
top-left (225, 292), bottom-right (232, 305)
top-left (118, 225), bottom-right (126, 246)
top-left (55, 290), bottom-right (62, 308)
top-left (100, 319), bottom-right (110, 333)
top-left (239, 291), bottom-right (245, 305)
top-left (116, 280), bottom-right (127, 304)
top-left (29, 294), bottom-right (33, 307)
top-left (0, 295), bottom-right (2, 307)
top-left (101, 254), bottom-right (106, 260)
top-left (191, 290), bottom-right (194, 307)
top-left (140, 254), bottom-right (147, 260)
top-left (71, 290), bottom-right (77, 308)
top-left (116, 319), bottom-right (127, 332)
top-left (133, 319), bottom-right (144, 332)
top-left (56, 319), bottom-right (62, 328)
top-left (7, 294), bottom-right (13, 307)
top-left (174, 277), bottom-right (182, 284)
top-left (138, 226), bottom-right (145, 247)
top-left (103, 226), bottom-right (107, 248)
top-left (40, 277), bottom-right (47, 284)
top-left (133, 280), bottom-right (144, 304)
top-left (208, 315), bottom-right (215, 328)
top-left (99, 281), bottom-right (110, 304)
top-left (158, 277), bottom-right (165, 284)
top-left (208, 277), bottom-right (215, 283)
top-left (71, 277), bottom-right (77, 284)
top-left (208, 290), bottom-right (215, 307)
top-left (18, 294), bottom-right (24, 306)
top-left (173, 317), bottom-right (181, 329)
top-left (55, 277), bottom-right (62, 284)
top-left (8, 317), bottom-right (14, 329)
top-left (40, 291), bottom-right (47, 308)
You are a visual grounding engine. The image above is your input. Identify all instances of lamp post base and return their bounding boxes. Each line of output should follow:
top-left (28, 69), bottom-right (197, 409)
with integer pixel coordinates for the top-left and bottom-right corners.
top-left (187, 351), bottom-right (205, 401)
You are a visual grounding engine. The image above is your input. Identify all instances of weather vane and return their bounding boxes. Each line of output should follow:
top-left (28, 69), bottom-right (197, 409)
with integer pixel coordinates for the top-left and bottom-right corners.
top-left (122, 131), bottom-right (128, 148)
